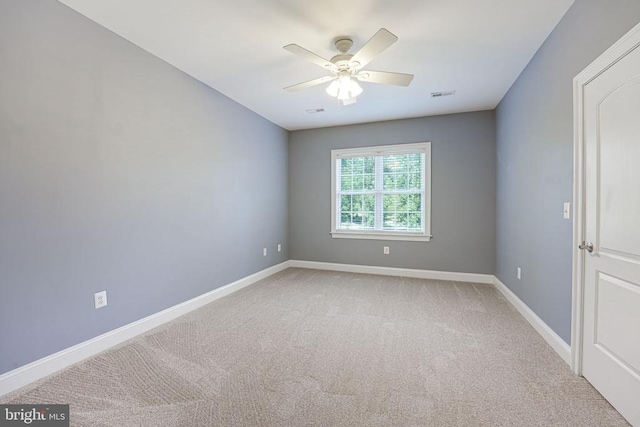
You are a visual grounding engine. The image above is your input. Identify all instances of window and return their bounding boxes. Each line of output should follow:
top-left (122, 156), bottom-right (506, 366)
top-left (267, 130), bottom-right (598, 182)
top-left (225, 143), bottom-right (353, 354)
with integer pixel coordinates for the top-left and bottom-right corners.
top-left (331, 142), bottom-right (431, 241)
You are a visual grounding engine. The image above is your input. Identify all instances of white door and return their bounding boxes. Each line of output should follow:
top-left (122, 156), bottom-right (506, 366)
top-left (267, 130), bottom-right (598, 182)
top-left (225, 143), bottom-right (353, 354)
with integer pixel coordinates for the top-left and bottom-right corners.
top-left (579, 25), bottom-right (640, 427)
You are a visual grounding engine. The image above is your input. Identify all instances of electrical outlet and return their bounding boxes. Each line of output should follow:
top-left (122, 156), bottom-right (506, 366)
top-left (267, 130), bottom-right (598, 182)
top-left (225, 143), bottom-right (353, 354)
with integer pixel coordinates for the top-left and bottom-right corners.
top-left (383, 246), bottom-right (390, 255)
top-left (263, 248), bottom-right (267, 257)
top-left (517, 267), bottom-right (522, 280)
top-left (277, 244), bottom-right (281, 252)
top-left (94, 291), bottom-right (107, 309)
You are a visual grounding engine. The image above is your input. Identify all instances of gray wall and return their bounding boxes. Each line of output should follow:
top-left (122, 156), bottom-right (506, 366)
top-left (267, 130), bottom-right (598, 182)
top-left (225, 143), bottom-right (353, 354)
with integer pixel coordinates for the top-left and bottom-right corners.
top-left (289, 112), bottom-right (496, 274)
top-left (0, 0), bottom-right (288, 375)
top-left (495, 0), bottom-right (640, 343)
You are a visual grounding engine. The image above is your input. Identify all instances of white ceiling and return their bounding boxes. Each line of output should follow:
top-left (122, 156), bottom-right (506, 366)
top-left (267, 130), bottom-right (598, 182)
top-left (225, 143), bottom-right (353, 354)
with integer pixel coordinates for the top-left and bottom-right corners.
top-left (58, 0), bottom-right (574, 131)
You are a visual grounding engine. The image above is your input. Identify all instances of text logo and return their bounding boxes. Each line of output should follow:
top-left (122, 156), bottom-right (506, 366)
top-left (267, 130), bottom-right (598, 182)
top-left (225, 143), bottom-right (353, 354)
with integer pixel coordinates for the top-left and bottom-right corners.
top-left (0, 405), bottom-right (69, 426)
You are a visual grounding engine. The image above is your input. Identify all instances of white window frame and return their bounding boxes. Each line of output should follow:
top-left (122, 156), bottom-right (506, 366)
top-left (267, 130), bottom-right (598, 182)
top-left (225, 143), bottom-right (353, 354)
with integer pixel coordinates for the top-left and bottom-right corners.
top-left (330, 142), bottom-right (432, 242)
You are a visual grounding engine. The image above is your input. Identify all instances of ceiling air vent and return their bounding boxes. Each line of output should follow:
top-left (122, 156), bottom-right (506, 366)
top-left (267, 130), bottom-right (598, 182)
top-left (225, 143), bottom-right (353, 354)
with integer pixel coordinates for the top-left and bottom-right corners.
top-left (431, 90), bottom-right (456, 98)
top-left (306, 108), bottom-right (325, 114)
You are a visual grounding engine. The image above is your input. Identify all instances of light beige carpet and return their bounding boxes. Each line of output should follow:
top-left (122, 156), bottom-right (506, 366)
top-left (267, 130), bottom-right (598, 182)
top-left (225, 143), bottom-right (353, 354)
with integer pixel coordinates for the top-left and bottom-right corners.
top-left (1, 268), bottom-right (628, 426)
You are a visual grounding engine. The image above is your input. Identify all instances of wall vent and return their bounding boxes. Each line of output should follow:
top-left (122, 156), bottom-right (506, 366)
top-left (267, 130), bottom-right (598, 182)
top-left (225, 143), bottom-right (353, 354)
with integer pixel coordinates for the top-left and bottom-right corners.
top-left (430, 90), bottom-right (456, 98)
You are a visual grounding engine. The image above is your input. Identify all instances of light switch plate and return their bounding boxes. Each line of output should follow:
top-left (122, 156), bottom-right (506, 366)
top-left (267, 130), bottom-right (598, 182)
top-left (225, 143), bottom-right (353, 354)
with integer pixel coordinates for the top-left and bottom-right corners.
top-left (563, 202), bottom-right (571, 219)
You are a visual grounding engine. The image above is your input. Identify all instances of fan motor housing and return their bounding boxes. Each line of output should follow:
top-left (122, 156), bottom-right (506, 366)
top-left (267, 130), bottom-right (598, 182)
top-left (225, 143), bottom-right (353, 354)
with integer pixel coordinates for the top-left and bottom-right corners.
top-left (330, 53), bottom-right (354, 70)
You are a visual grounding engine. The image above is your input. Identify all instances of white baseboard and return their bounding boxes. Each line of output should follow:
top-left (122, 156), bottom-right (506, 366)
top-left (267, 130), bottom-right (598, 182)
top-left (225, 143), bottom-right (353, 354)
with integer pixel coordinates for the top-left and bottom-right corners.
top-left (289, 260), bottom-right (495, 284)
top-left (0, 261), bottom-right (291, 397)
top-left (492, 276), bottom-right (572, 365)
top-left (1, 261), bottom-right (572, 397)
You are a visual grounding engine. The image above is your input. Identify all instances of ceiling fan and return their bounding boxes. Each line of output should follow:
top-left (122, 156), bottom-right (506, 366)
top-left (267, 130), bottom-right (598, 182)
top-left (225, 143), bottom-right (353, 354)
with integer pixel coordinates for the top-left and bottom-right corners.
top-left (283, 28), bottom-right (414, 106)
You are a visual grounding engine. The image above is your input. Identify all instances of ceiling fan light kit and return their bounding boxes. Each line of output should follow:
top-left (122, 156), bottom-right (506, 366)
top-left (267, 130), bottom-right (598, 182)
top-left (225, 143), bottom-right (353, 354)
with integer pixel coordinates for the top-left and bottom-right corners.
top-left (284, 28), bottom-right (413, 106)
top-left (325, 72), bottom-right (363, 104)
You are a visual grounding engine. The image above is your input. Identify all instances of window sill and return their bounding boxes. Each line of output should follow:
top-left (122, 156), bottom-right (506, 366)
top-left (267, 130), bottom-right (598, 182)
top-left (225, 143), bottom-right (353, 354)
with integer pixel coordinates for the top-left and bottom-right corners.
top-left (330, 231), bottom-right (432, 242)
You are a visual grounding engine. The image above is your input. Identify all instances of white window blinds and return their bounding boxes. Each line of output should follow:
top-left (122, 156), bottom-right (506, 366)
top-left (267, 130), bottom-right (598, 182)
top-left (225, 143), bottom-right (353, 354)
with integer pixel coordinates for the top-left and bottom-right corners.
top-left (331, 143), bottom-right (431, 241)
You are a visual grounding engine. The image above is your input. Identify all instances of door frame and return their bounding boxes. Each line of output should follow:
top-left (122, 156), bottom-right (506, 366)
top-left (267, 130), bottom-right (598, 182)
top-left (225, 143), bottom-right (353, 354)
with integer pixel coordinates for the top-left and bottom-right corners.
top-left (571, 22), bottom-right (640, 376)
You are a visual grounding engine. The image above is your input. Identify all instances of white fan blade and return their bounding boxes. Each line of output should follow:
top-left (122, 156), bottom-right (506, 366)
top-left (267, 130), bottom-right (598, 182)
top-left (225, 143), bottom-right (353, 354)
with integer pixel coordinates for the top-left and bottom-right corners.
top-left (284, 75), bottom-right (336, 92)
top-left (350, 28), bottom-right (398, 70)
top-left (355, 70), bottom-right (414, 86)
top-left (284, 44), bottom-right (337, 72)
